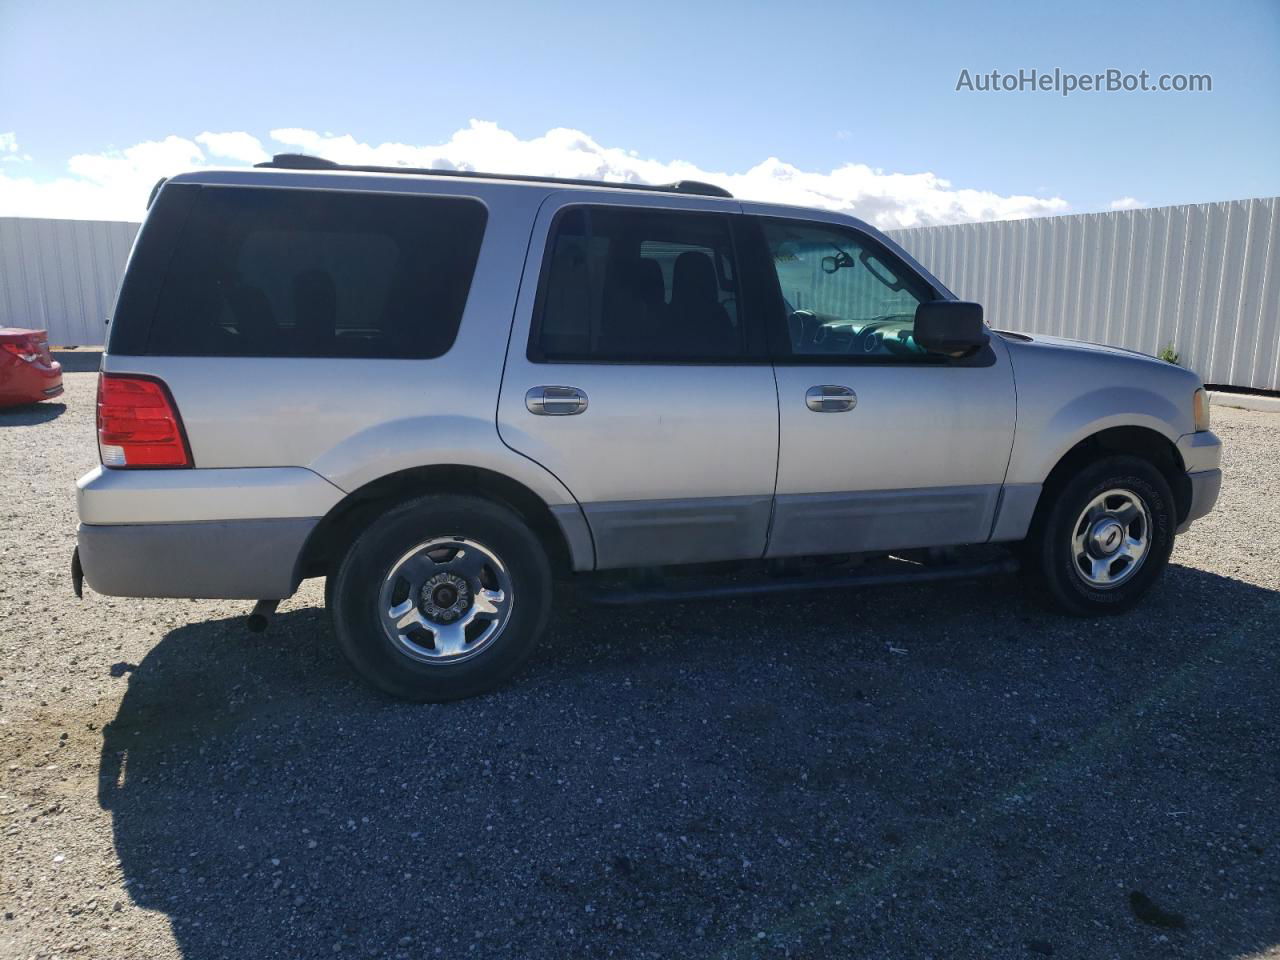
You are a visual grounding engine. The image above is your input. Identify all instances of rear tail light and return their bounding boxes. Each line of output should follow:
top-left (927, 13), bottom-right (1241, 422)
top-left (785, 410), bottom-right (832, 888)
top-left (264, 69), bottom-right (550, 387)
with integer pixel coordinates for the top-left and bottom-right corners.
top-left (96, 373), bottom-right (193, 468)
top-left (1, 338), bottom-right (41, 363)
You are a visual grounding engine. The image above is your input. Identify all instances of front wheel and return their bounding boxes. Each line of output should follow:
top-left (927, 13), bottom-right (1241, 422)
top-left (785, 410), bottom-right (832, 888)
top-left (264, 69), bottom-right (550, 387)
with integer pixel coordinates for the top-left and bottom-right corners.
top-left (329, 495), bottom-right (552, 701)
top-left (1029, 455), bottom-right (1176, 616)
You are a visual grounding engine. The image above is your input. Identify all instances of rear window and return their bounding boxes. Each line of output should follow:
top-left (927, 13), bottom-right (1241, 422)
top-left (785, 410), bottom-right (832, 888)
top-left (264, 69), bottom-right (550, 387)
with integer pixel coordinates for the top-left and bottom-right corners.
top-left (110, 185), bottom-right (486, 358)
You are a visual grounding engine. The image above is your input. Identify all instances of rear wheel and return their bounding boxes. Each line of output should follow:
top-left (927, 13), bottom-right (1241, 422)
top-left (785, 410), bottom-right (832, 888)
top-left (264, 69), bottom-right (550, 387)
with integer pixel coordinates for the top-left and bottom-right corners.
top-left (1029, 455), bottom-right (1176, 616)
top-left (329, 495), bottom-right (551, 701)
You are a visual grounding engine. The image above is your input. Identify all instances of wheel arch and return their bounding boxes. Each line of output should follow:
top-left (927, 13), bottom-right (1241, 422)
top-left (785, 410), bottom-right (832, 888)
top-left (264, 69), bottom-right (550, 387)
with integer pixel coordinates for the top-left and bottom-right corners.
top-left (295, 464), bottom-right (593, 584)
top-left (1028, 425), bottom-right (1192, 538)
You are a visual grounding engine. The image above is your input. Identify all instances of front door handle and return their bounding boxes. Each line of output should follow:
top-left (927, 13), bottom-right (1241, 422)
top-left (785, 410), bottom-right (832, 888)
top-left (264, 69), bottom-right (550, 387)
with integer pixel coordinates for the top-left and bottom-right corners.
top-left (805, 385), bottom-right (856, 413)
top-left (526, 386), bottom-right (588, 416)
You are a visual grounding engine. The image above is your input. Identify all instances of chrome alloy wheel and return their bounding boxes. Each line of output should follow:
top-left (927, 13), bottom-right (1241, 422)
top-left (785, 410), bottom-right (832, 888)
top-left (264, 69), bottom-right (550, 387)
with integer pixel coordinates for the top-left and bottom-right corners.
top-left (1070, 488), bottom-right (1152, 589)
top-left (377, 537), bottom-right (513, 664)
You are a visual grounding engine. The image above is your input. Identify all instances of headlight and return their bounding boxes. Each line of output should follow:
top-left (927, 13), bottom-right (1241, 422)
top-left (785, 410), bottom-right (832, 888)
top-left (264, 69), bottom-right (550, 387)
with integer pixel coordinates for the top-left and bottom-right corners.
top-left (1193, 387), bottom-right (1211, 432)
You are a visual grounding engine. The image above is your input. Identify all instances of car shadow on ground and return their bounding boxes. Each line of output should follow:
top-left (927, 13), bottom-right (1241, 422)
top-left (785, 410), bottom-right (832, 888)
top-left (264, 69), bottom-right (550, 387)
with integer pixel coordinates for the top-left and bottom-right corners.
top-left (98, 565), bottom-right (1279, 960)
top-left (0, 401), bottom-right (66, 425)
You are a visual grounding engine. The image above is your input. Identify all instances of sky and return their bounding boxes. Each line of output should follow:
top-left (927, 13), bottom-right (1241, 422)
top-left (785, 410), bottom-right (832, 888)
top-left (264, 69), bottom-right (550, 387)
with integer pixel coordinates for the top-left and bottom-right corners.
top-left (1, 0), bottom-right (1277, 226)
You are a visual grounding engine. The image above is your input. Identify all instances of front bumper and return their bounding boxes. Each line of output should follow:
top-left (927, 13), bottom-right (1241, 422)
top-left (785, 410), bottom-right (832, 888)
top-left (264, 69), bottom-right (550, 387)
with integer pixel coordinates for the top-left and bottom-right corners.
top-left (1175, 431), bottom-right (1222, 534)
top-left (1177, 469), bottom-right (1222, 534)
top-left (1177, 430), bottom-right (1221, 474)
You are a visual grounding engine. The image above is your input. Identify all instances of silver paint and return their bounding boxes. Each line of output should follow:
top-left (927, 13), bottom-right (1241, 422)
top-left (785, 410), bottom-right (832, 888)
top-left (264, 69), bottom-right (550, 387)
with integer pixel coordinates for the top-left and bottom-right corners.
top-left (75, 166), bottom-right (1224, 599)
top-left (496, 191), bottom-right (779, 570)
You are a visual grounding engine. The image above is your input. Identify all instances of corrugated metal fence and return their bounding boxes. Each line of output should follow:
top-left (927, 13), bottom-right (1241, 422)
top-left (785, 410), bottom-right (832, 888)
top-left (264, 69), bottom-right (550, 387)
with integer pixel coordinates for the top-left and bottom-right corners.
top-left (0, 217), bottom-right (138, 346)
top-left (888, 196), bottom-right (1280, 391)
top-left (3, 198), bottom-right (1277, 390)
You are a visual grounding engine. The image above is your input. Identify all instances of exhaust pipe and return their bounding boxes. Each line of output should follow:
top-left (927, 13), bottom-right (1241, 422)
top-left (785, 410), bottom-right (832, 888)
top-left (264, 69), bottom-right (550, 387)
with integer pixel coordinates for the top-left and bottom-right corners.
top-left (246, 599), bottom-right (279, 633)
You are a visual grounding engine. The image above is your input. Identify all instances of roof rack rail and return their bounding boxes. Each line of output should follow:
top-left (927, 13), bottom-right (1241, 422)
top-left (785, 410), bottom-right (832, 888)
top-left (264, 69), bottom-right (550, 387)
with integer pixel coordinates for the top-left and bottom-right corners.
top-left (254, 153), bottom-right (734, 199)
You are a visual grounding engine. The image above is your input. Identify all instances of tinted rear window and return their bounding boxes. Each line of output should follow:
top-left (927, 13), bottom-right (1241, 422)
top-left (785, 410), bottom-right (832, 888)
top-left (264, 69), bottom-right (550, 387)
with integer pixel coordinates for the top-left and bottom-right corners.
top-left (531, 206), bottom-right (745, 362)
top-left (112, 185), bottom-right (486, 358)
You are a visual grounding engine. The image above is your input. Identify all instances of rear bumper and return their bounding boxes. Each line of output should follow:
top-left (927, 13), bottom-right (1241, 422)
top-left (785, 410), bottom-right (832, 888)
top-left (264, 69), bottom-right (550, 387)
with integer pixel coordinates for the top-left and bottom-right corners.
top-left (0, 359), bottom-right (62, 406)
top-left (1176, 469), bottom-right (1222, 534)
top-left (77, 464), bottom-right (343, 524)
top-left (75, 464), bottom-right (343, 598)
top-left (77, 517), bottom-right (318, 599)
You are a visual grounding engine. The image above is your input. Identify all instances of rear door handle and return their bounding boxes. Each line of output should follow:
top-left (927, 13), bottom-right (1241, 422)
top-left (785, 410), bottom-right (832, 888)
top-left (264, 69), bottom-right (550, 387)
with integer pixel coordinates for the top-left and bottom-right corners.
top-left (805, 385), bottom-right (856, 412)
top-left (526, 386), bottom-right (588, 416)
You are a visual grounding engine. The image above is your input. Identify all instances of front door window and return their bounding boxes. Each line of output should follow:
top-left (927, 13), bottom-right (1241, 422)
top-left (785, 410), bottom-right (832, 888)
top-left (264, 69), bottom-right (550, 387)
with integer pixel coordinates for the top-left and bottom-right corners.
top-left (759, 218), bottom-right (932, 360)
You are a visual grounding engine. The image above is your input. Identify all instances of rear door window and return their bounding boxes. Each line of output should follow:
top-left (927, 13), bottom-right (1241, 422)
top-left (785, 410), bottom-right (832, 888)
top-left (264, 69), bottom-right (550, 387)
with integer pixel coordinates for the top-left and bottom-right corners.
top-left (530, 206), bottom-right (749, 362)
top-left (130, 186), bottom-right (486, 358)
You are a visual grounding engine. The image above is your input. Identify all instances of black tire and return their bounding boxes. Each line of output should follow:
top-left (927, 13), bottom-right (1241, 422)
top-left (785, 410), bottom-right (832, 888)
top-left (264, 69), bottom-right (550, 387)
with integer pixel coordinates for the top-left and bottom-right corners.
top-left (1027, 455), bottom-right (1176, 616)
top-left (329, 494), bottom-right (551, 701)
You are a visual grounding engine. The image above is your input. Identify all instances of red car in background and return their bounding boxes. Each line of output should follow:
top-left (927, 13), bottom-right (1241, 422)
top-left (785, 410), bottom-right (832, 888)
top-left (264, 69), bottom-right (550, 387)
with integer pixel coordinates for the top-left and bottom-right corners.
top-left (0, 328), bottom-right (63, 407)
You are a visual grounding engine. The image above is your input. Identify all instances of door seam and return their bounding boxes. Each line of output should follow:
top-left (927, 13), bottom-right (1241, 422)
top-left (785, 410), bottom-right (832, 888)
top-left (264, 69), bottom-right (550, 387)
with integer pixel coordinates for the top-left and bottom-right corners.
top-left (761, 360), bottom-right (783, 558)
top-left (492, 190), bottom-right (598, 570)
top-left (987, 337), bottom-right (1021, 542)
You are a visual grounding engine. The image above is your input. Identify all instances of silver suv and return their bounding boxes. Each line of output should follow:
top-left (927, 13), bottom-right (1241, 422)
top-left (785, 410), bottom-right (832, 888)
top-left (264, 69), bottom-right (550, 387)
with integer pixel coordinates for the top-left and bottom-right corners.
top-left (75, 156), bottom-right (1222, 700)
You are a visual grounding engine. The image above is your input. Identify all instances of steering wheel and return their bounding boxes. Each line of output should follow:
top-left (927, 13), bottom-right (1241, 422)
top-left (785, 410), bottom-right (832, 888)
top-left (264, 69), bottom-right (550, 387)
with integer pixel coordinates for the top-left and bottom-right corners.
top-left (787, 309), bottom-right (821, 347)
top-left (857, 314), bottom-right (920, 356)
top-left (853, 317), bottom-right (897, 354)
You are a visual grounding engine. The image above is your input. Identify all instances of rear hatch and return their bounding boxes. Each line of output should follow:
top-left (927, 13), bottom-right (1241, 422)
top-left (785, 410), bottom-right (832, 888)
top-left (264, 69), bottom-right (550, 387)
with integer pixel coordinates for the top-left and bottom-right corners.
top-left (103, 177), bottom-right (488, 471)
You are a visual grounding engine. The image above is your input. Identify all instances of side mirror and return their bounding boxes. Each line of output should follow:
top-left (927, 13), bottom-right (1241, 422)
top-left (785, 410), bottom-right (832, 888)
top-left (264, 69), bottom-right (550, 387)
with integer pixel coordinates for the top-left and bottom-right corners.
top-left (913, 300), bottom-right (987, 357)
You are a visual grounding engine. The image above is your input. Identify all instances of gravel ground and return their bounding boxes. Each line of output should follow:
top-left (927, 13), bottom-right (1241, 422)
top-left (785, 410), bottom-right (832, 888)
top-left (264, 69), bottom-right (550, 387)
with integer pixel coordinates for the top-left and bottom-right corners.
top-left (2, 371), bottom-right (1278, 960)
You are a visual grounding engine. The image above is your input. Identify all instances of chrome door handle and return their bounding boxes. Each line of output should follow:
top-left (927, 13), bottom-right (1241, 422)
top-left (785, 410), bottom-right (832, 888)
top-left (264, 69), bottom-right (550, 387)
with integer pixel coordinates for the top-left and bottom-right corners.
top-left (526, 386), bottom-right (588, 416)
top-left (805, 385), bottom-right (856, 412)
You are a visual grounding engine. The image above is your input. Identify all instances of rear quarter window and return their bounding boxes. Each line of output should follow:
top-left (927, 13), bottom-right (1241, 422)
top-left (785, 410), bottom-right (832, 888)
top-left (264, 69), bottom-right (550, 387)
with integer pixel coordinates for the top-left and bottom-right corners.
top-left (109, 185), bottom-right (486, 358)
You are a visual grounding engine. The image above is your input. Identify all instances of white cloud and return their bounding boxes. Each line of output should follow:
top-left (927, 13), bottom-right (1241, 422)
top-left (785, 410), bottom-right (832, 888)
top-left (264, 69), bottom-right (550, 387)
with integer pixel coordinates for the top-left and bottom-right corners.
top-left (0, 120), bottom-right (1070, 227)
top-left (1109, 196), bottom-right (1144, 211)
top-left (194, 131), bottom-right (270, 165)
top-left (0, 135), bottom-right (207, 220)
top-left (0, 132), bottom-right (28, 164)
top-left (269, 121), bottom-right (1069, 229)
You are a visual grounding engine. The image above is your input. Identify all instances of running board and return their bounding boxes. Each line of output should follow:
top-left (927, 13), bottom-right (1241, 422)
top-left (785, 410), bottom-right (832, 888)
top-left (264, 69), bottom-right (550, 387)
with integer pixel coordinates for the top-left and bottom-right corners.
top-left (590, 556), bottom-right (1020, 606)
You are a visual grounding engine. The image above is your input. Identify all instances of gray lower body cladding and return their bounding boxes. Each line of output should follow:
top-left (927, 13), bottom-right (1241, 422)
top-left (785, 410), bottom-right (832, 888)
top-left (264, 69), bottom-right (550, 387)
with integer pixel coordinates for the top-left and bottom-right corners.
top-left (548, 503), bottom-right (596, 571)
top-left (77, 518), bottom-right (318, 599)
top-left (583, 495), bottom-right (774, 569)
top-left (768, 485), bottom-right (1004, 558)
top-left (74, 472), bottom-right (1220, 596)
top-left (579, 486), bottom-right (1027, 569)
